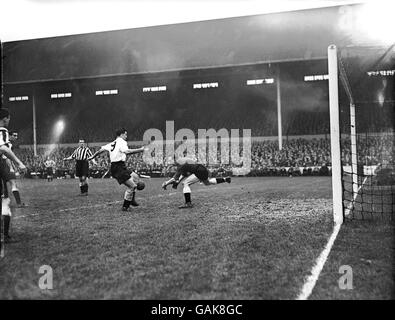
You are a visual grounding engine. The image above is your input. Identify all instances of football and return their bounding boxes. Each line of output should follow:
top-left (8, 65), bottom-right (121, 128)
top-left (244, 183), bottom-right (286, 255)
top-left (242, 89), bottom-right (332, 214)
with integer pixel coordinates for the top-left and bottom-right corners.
top-left (136, 181), bottom-right (145, 190)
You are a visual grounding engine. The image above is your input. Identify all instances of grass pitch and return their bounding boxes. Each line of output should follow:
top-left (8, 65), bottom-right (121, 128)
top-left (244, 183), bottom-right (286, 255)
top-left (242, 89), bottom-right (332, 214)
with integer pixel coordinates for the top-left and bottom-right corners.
top-left (0, 176), bottom-right (393, 299)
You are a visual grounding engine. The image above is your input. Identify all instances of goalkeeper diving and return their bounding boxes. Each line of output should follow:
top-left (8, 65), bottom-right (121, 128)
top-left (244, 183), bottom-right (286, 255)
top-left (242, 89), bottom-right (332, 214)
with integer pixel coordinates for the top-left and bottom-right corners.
top-left (162, 157), bottom-right (231, 209)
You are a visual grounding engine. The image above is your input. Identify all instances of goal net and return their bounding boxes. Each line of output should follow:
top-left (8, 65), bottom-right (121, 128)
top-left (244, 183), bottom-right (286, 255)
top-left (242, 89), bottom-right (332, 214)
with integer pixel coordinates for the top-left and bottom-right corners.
top-left (328, 44), bottom-right (394, 222)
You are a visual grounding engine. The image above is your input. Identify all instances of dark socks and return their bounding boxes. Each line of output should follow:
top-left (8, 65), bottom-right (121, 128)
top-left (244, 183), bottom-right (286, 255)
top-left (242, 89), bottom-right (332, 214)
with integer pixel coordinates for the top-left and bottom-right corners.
top-left (131, 191), bottom-right (139, 206)
top-left (124, 189), bottom-right (138, 209)
top-left (3, 215), bottom-right (10, 237)
top-left (12, 190), bottom-right (22, 205)
top-left (184, 193), bottom-right (191, 203)
top-left (123, 199), bottom-right (131, 209)
top-left (80, 183), bottom-right (88, 194)
top-left (216, 178), bottom-right (225, 184)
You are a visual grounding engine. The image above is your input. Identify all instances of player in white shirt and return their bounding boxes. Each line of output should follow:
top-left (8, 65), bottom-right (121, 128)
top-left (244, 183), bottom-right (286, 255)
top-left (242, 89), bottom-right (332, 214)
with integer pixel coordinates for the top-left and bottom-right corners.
top-left (89, 128), bottom-right (146, 211)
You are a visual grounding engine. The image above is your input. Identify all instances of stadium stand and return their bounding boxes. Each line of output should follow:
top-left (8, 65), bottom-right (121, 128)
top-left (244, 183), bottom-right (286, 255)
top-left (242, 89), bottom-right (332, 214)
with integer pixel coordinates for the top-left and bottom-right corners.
top-left (12, 134), bottom-right (392, 179)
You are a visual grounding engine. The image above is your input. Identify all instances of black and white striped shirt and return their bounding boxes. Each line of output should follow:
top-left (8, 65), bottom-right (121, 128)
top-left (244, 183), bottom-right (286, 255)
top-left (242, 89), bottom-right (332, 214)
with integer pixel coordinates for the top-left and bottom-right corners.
top-left (0, 127), bottom-right (11, 160)
top-left (71, 146), bottom-right (93, 161)
top-left (0, 127), bottom-right (10, 147)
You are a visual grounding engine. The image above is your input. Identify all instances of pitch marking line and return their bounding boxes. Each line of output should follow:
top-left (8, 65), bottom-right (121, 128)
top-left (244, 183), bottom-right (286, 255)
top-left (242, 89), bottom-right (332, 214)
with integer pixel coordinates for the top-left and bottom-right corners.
top-left (297, 176), bottom-right (368, 299)
top-left (296, 222), bottom-right (341, 300)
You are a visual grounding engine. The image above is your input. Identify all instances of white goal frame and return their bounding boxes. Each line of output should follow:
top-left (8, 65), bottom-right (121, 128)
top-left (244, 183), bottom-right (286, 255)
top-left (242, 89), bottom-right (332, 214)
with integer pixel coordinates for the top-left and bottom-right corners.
top-left (328, 44), bottom-right (361, 225)
top-left (328, 45), bottom-right (344, 225)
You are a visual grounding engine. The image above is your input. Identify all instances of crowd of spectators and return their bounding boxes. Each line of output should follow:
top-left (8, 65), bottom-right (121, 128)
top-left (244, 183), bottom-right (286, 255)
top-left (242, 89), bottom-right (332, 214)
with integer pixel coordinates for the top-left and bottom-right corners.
top-left (12, 134), bottom-right (393, 179)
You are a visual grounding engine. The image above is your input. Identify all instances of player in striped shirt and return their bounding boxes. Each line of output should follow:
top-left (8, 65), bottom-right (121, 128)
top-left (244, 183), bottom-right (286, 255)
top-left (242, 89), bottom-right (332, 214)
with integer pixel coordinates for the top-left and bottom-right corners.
top-left (63, 139), bottom-right (96, 196)
top-left (0, 108), bottom-right (27, 246)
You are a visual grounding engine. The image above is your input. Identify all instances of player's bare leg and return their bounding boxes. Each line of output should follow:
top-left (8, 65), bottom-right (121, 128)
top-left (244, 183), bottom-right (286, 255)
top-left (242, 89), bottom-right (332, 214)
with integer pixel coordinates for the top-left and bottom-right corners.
top-left (179, 175), bottom-right (200, 209)
top-left (122, 178), bottom-right (138, 211)
top-left (179, 190), bottom-right (193, 209)
top-left (178, 176), bottom-right (231, 209)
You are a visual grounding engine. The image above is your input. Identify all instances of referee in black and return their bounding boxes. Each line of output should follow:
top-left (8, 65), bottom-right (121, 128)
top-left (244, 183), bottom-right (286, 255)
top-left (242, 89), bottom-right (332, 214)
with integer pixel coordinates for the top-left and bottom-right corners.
top-left (64, 139), bottom-right (95, 196)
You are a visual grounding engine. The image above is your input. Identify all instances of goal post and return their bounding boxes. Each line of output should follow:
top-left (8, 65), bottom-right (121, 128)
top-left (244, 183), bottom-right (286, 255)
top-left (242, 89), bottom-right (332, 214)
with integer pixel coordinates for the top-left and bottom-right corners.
top-left (328, 45), bottom-right (344, 225)
top-left (328, 44), bottom-right (395, 222)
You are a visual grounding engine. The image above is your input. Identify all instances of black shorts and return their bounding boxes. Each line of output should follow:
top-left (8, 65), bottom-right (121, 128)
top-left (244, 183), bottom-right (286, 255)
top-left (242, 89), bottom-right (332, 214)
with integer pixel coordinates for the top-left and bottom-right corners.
top-left (110, 161), bottom-right (132, 185)
top-left (75, 160), bottom-right (89, 177)
top-left (0, 159), bottom-right (16, 181)
top-left (46, 167), bottom-right (54, 176)
top-left (194, 164), bottom-right (209, 181)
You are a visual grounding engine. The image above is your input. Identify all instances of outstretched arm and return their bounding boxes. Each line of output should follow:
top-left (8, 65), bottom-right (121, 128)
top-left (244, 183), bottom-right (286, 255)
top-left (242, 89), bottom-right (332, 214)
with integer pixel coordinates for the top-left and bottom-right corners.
top-left (162, 177), bottom-right (175, 189)
top-left (124, 146), bottom-right (146, 155)
top-left (162, 174), bottom-right (184, 190)
top-left (88, 148), bottom-right (107, 160)
top-left (64, 148), bottom-right (78, 161)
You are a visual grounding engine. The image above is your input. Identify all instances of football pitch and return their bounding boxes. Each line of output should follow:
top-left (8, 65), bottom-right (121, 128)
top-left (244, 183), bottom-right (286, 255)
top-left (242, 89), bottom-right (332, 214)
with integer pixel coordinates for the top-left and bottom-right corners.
top-left (0, 176), bottom-right (393, 299)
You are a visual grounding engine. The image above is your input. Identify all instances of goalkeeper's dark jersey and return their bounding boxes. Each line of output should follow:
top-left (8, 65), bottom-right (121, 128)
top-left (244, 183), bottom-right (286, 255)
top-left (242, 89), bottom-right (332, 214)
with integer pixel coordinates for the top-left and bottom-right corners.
top-left (173, 163), bottom-right (209, 181)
